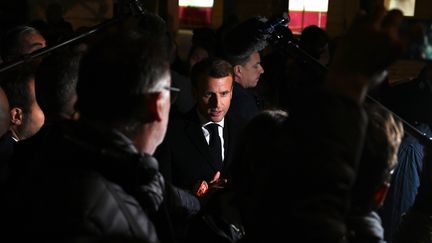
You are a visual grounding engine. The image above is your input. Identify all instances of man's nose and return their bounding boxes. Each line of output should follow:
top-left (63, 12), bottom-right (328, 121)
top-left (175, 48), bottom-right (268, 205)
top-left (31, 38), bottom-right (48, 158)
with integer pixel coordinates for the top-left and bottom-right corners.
top-left (259, 64), bottom-right (264, 74)
top-left (210, 95), bottom-right (221, 108)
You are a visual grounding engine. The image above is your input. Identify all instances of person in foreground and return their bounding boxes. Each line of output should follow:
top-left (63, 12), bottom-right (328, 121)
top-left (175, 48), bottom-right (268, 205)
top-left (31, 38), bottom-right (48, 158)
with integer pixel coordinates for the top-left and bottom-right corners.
top-left (232, 7), bottom-right (404, 243)
top-left (3, 22), bottom-right (198, 243)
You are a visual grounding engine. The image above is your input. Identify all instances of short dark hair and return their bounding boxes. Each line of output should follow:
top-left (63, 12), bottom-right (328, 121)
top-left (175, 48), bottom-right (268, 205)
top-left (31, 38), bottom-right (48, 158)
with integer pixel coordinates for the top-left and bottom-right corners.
top-left (76, 30), bottom-right (170, 125)
top-left (35, 49), bottom-right (80, 118)
top-left (136, 13), bottom-right (176, 63)
top-left (190, 58), bottom-right (233, 89)
top-left (223, 17), bottom-right (267, 66)
top-left (0, 66), bottom-right (35, 115)
top-left (1, 25), bottom-right (41, 61)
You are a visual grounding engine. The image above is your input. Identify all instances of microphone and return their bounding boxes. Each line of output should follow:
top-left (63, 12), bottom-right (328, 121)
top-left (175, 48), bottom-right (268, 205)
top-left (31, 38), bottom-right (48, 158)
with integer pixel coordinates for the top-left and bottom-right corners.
top-left (115, 0), bottom-right (148, 17)
top-left (259, 12), bottom-right (290, 36)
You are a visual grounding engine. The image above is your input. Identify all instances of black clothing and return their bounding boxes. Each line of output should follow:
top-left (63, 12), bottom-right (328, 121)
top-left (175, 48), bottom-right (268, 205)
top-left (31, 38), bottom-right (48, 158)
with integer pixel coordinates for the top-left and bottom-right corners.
top-left (0, 131), bottom-right (14, 185)
top-left (347, 211), bottom-right (386, 243)
top-left (3, 121), bottom-right (182, 242)
top-left (170, 70), bottom-right (194, 116)
top-left (228, 82), bottom-right (263, 122)
top-left (242, 89), bottom-right (368, 242)
top-left (155, 109), bottom-right (245, 190)
top-left (206, 123), bottom-right (223, 170)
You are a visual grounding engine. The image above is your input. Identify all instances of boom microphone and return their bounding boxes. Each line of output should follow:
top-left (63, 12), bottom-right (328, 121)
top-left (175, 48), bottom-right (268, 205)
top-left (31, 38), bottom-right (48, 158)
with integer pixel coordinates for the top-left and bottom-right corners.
top-left (259, 12), bottom-right (290, 36)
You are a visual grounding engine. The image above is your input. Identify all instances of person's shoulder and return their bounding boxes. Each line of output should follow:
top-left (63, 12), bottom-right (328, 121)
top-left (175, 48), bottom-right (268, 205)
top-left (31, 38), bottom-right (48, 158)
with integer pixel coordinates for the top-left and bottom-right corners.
top-left (172, 107), bottom-right (198, 122)
top-left (166, 108), bottom-right (199, 135)
top-left (225, 113), bottom-right (247, 129)
top-left (65, 171), bottom-right (158, 240)
top-left (232, 81), bottom-right (247, 96)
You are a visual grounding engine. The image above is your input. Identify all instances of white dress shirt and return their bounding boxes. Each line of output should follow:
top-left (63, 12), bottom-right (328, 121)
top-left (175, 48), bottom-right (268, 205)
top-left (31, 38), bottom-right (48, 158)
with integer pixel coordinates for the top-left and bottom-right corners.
top-left (197, 110), bottom-right (225, 161)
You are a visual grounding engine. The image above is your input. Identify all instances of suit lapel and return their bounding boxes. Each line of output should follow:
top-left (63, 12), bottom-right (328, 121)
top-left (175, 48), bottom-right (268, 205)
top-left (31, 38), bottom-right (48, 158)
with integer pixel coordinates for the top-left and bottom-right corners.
top-left (185, 111), bottom-right (220, 171)
top-left (223, 116), bottom-right (232, 171)
top-left (221, 114), bottom-right (245, 176)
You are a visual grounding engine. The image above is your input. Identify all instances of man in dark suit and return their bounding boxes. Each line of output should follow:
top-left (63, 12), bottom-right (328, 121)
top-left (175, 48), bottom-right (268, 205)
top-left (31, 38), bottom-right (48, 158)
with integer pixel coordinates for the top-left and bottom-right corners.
top-left (155, 58), bottom-right (244, 194)
top-left (223, 17), bottom-right (267, 122)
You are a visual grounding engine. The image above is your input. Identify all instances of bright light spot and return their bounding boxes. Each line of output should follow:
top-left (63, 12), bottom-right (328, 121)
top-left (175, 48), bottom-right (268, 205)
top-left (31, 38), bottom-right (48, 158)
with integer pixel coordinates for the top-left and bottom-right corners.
top-left (179, 0), bottom-right (214, 8)
top-left (289, 0), bottom-right (328, 12)
top-left (387, 0), bottom-right (415, 16)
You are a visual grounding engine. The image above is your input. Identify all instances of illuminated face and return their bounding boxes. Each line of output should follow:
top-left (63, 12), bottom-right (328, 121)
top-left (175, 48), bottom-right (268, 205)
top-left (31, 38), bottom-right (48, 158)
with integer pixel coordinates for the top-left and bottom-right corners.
top-left (156, 72), bottom-right (172, 146)
top-left (194, 75), bottom-right (233, 122)
top-left (20, 79), bottom-right (45, 140)
top-left (236, 52), bottom-right (264, 88)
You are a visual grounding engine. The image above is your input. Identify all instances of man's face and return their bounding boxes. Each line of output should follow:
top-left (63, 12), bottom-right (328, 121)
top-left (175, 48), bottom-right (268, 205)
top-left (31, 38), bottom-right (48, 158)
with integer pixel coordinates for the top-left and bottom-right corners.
top-left (129, 71), bottom-right (172, 155)
top-left (194, 75), bottom-right (233, 122)
top-left (19, 79), bottom-right (45, 140)
top-left (0, 87), bottom-right (10, 137)
top-left (236, 52), bottom-right (264, 88)
top-left (156, 72), bottom-right (172, 145)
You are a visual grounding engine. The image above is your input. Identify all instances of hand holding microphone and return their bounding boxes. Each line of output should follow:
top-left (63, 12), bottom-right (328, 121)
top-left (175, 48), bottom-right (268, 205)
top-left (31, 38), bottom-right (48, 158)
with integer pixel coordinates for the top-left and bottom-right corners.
top-left (193, 171), bottom-right (228, 197)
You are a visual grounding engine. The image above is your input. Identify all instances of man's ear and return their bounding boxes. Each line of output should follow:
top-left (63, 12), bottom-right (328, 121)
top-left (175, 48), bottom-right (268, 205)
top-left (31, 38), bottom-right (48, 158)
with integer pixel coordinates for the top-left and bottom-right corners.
top-left (146, 94), bottom-right (162, 122)
top-left (233, 65), bottom-right (242, 78)
top-left (10, 107), bottom-right (23, 126)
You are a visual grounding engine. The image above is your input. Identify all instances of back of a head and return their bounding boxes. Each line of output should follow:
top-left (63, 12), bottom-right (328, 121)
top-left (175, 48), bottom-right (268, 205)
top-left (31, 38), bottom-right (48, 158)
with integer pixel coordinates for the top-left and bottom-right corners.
top-left (136, 13), bottom-right (175, 62)
top-left (0, 66), bottom-right (35, 115)
top-left (231, 109), bottom-right (288, 183)
top-left (35, 49), bottom-right (80, 121)
top-left (0, 66), bottom-right (44, 140)
top-left (1, 25), bottom-right (42, 62)
top-left (76, 29), bottom-right (170, 125)
top-left (230, 109), bottom-right (288, 238)
top-left (187, 27), bottom-right (217, 68)
top-left (223, 17), bottom-right (268, 66)
top-left (192, 27), bottom-right (216, 52)
top-left (299, 25), bottom-right (328, 59)
top-left (351, 102), bottom-right (404, 212)
top-left (137, 12), bottom-right (168, 37)
top-left (190, 57), bottom-right (233, 89)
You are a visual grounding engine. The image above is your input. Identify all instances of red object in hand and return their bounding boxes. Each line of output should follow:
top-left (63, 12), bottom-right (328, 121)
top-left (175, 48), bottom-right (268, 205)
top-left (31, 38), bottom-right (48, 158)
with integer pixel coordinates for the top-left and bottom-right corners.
top-left (194, 180), bottom-right (209, 197)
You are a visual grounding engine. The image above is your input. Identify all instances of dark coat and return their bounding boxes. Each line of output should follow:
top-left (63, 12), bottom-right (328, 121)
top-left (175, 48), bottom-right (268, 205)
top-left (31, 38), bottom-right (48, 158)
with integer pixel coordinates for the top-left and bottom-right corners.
top-left (228, 81), bottom-right (263, 122)
top-left (3, 121), bottom-right (164, 242)
top-left (155, 109), bottom-right (245, 190)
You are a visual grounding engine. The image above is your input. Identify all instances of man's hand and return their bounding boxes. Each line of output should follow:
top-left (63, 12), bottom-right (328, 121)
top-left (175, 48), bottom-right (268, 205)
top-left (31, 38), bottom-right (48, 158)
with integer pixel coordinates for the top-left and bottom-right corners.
top-left (193, 171), bottom-right (228, 198)
top-left (208, 171), bottom-right (228, 189)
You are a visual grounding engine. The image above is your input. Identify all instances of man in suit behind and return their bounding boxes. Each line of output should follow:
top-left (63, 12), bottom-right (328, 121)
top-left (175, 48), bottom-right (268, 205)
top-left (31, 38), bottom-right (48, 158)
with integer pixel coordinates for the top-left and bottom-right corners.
top-left (155, 58), bottom-right (244, 195)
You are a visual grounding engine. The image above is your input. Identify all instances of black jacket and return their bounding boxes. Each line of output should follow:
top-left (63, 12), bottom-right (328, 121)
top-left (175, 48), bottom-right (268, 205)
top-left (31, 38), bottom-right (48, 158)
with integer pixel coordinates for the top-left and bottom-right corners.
top-left (155, 109), bottom-right (245, 190)
top-left (228, 81), bottom-right (263, 122)
top-left (3, 121), bottom-right (179, 242)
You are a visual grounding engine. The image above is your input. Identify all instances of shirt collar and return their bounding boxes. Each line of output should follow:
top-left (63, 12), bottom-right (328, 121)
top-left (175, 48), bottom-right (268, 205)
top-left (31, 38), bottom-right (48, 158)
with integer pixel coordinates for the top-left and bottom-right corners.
top-left (196, 109), bottom-right (225, 128)
top-left (110, 128), bottom-right (139, 154)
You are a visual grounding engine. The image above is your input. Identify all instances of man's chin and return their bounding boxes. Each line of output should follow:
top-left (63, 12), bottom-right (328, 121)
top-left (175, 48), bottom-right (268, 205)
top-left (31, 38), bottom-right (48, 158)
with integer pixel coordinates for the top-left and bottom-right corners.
top-left (210, 115), bottom-right (223, 123)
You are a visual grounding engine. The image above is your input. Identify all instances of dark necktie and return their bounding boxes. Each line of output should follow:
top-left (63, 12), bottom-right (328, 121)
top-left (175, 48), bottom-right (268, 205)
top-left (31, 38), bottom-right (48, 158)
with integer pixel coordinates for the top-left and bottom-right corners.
top-left (206, 123), bottom-right (222, 170)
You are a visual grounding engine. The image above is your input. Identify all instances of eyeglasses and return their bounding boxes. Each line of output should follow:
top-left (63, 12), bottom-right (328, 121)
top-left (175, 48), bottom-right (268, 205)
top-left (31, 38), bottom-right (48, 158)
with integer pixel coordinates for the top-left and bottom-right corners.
top-left (164, 86), bottom-right (181, 104)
